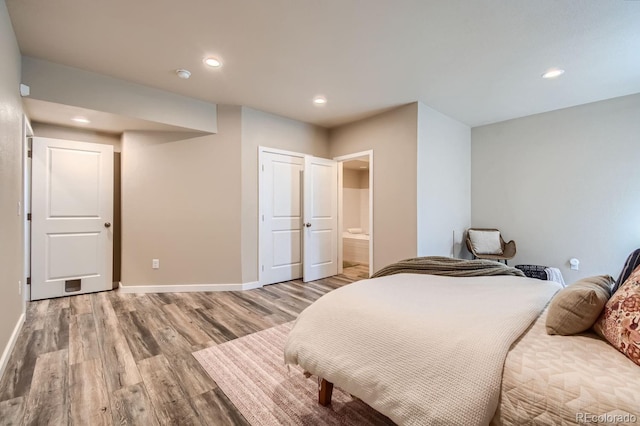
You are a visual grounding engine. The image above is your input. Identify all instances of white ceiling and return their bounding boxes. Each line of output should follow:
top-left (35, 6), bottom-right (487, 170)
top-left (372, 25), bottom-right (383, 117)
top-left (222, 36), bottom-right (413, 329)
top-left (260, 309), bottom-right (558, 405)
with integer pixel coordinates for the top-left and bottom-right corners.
top-left (6, 0), bottom-right (640, 128)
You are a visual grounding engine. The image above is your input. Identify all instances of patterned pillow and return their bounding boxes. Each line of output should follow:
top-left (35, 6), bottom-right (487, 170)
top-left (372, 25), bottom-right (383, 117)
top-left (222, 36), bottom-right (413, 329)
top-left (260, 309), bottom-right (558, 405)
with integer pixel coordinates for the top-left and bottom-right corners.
top-left (594, 265), bottom-right (640, 366)
top-left (613, 248), bottom-right (640, 293)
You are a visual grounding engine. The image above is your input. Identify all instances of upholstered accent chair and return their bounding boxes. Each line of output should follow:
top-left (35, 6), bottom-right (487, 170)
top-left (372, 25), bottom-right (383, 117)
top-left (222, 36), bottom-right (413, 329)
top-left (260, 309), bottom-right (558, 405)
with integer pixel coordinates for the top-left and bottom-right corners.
top-left (465, 228), bottom-right (516, 264)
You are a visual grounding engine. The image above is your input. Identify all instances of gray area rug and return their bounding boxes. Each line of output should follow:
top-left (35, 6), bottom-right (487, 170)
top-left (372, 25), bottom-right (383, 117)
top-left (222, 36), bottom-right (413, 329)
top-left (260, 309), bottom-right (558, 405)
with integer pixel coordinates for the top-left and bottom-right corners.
top-left (193, 322), bottom-right (394, 425)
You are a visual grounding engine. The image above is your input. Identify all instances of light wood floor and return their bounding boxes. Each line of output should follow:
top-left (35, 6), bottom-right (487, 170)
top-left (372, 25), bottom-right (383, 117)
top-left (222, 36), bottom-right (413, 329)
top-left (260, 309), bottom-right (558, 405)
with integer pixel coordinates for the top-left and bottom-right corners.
top-left (0, 265), bottom-right (369, 425)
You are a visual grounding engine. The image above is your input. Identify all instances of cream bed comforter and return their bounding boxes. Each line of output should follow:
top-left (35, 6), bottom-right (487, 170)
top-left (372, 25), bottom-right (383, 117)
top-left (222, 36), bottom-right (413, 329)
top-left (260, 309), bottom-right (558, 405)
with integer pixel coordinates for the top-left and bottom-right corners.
top-left (284, 273), bottom-right (560, 426)
top-left (493, 308), bottom-right (640, 425)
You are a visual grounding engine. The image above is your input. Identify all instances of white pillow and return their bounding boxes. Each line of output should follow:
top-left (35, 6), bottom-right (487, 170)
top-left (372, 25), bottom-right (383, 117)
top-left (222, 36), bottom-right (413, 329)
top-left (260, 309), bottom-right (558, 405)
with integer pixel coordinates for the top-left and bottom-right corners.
top-left (468, 230), bottom-right (503, 255)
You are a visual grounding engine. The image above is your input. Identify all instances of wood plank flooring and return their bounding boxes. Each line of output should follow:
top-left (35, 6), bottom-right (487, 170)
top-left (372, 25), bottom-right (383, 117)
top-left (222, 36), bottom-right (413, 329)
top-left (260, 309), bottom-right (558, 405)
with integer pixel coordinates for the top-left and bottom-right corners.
top-left (0, 265), bottom-right (368, 425)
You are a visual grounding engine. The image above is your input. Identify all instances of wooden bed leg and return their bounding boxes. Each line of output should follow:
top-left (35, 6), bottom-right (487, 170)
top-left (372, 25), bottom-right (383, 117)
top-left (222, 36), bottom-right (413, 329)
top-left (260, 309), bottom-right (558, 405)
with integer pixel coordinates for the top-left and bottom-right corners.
top-left (319, 379), bottom-right (333, 406)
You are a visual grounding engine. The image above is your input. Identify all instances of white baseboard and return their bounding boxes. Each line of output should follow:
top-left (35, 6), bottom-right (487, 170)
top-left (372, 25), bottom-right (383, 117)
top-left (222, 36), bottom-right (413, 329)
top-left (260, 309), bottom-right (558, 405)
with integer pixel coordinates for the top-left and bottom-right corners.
top-left (241, 281), bottom-right (262, 291)
top-left (118, 281), bottom-right (262, 294)
top-left (0, 312), bottom-right (26, 381)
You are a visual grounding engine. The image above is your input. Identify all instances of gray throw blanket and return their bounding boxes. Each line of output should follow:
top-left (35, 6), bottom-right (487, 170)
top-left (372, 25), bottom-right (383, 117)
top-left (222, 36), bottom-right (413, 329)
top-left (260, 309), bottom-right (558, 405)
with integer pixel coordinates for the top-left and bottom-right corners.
top-left (371, 256), bottom-right (525, 278)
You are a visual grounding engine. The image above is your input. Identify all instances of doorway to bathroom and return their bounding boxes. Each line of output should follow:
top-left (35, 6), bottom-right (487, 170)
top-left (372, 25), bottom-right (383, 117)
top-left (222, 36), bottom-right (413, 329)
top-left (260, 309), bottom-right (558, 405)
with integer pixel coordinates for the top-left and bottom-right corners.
top-left (334, 150), bottom-right (373, 279)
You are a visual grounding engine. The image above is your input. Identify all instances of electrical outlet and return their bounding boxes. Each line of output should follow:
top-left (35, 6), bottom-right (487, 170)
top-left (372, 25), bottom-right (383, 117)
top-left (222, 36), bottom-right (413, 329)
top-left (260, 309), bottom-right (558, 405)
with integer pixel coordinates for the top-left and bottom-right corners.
top-left (152, 259), bottom-right (160, 269)
top-left (569, 258), bottom-right (580, 271)
top-left (18, 280), bottom-right (21, 295)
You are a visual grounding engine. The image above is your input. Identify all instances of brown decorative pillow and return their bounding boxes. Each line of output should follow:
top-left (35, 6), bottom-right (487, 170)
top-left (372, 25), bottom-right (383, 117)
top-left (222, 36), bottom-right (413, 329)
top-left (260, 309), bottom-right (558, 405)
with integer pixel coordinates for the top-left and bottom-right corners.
top-left (546, 275), bottom-right (614, 336)
top-left (594, 265), bottom-right (640, 366)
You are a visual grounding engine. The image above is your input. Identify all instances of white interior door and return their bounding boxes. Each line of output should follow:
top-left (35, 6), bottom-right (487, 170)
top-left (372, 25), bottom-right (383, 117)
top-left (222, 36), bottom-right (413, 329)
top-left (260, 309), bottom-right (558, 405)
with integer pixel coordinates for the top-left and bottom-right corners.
top-left (303, 156), bottom-right (338, 282)
top-left (31, 137), bottom-right (113, 300)
top-left (260, 151), bottom-right (304, 285)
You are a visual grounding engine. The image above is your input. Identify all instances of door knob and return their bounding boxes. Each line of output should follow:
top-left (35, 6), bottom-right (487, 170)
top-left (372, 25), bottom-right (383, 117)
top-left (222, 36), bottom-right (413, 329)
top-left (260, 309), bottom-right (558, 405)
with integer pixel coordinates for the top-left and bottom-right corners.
top-left (305, 223), bottom-right (312, 227)
top-left (104, 222), bottom-right (111, 228)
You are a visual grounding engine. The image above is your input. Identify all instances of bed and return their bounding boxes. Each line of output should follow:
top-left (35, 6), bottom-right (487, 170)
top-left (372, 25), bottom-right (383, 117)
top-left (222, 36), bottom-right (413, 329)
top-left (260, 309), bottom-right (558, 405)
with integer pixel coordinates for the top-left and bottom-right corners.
top-left (494, 308), bottom-right (640, 425)
top-left (283, 257), bottom-right (640, 425)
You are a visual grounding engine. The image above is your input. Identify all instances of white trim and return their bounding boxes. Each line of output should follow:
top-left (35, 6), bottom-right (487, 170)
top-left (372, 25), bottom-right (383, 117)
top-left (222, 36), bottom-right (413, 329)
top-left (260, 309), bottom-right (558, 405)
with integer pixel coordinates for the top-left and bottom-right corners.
top-left (337, 163), bottom-right (344, 274)
top-left (0, 313), bottom-right (26, 381)
top-left (332, 150), bottom-right (374, 162)
top-left (258, 148), bottom-right (264, 286)
top-left (23, 115), bottom-right (32, 303)
top-left (118, 281), bottom-right (262, 294)
top-left (258, 145), bottom-right (306, 159)
top-left (333, 150), bottom-right (374, 276)
top-left (241, 281), bottom-right (262, 291)
top-left (369, 151), bottom-right (374, 273)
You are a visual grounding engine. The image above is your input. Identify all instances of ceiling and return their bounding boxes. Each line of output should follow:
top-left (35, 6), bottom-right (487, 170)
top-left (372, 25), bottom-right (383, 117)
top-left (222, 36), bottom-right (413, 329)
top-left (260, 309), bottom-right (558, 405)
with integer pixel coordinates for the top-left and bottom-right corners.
top-left (6, 0), bottom-right (640, 128)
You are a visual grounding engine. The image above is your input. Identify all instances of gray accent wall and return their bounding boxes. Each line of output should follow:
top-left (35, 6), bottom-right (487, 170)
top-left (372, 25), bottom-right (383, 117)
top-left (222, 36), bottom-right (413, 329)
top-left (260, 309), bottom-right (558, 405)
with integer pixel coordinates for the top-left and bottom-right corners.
top-left (471, 93), bottom-right (640, 282)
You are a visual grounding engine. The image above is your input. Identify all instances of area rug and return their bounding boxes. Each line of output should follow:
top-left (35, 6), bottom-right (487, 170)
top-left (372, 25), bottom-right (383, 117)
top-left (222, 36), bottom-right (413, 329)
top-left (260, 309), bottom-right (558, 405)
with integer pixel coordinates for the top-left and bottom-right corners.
top-left (192, 322), bottom-right (394, 425)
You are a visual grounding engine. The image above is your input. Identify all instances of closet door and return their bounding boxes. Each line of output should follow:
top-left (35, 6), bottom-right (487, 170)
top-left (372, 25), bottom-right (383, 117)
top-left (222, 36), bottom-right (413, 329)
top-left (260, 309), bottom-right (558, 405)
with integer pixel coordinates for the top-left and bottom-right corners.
top-left (302, 156), bottom-right (338, 282)
top-left (260, 151), bottom-right (304, 285)
top-left (259, 149), bottom-right (338, 285)
top-left (31, 137), bottom-right (113, 300)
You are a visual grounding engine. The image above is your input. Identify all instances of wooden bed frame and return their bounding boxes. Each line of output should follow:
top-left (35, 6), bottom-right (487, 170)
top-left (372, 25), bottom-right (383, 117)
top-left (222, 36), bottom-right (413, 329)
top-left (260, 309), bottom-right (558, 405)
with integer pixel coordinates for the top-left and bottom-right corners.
top-left (319, 379), bottom-right (333, 406)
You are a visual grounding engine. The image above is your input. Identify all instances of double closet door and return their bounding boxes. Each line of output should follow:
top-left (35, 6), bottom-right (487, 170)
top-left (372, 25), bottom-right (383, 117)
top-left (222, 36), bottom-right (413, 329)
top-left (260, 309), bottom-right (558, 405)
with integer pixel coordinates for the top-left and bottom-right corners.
top-left (260, 150), bottom-right (338, 286)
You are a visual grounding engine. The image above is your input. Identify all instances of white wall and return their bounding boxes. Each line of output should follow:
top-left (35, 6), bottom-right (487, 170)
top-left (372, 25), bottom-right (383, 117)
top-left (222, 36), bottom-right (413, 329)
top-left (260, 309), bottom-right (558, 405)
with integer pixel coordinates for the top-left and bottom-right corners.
top-left (343, 189), bottom-right (361, 230)
top-left (417, 103), bottom-right (471, 257)
top-left (472, 93), bottom-right (640, 282)
top-left (359, 188), bottom-right (370, 234)
top-left (0, 0), bottom-right (26, 375)
top-left (343, 169), bottom-right (369, 233)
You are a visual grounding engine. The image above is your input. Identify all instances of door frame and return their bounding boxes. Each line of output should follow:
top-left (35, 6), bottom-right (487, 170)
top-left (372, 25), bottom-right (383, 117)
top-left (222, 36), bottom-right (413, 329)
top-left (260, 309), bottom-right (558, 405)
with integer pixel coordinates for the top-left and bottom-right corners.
top-left (258, 146), bottom-right (307, 286)
top-left (22, 115), bottom-right (33, 302)
top-left (333, 150), bottom-right (374, 277)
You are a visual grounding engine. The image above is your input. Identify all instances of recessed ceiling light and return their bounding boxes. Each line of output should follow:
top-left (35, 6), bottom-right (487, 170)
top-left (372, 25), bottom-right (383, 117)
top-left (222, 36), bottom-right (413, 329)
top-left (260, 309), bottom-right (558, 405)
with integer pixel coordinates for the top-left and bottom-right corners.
top-left (542, 69), bottom-right (565, 79)
top-left (71, 116), bottom-right (90, 124)
top-left (204, 57), bottom-right (222, 68)
top-left (313, 95), bottom-right (327, 106)
top-left (176, 69), bottom-right (191, 79)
